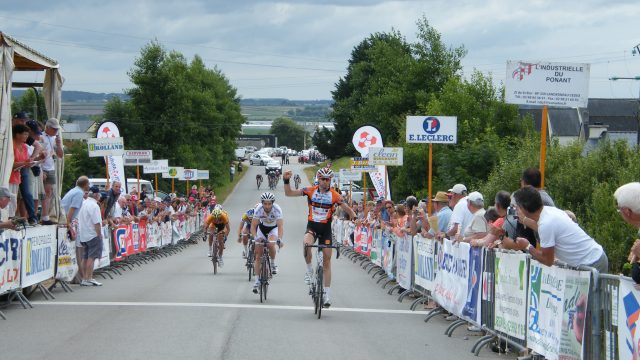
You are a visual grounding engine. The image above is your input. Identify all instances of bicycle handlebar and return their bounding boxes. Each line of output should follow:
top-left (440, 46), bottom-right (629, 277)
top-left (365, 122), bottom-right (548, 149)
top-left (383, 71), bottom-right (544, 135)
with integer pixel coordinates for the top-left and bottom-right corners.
top-left (304, 243), bottom-right (341, 259)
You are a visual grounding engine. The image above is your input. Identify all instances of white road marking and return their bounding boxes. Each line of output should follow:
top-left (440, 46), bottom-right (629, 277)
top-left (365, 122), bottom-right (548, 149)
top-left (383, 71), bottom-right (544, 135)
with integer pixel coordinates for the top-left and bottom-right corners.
top-left (31, 301), bottom-right (427, 315)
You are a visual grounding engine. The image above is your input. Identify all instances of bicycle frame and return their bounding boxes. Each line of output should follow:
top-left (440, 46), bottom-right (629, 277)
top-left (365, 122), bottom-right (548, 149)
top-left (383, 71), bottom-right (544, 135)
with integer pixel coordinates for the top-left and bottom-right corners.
top-left (255, 239), bottom-right (279, 303)
top-left (304, 243), bottom-right (340, 318)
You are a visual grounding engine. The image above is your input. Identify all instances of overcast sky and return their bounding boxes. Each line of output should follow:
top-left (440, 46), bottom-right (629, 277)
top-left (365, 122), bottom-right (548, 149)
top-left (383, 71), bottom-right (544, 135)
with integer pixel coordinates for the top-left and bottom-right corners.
top-left (4, 0), bottom-right (640, 100)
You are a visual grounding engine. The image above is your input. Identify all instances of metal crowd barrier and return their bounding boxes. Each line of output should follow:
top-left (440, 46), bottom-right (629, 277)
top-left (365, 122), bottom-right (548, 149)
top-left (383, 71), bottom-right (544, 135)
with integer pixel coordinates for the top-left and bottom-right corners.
top-left (0, 211), bottom-right (205, 319)
top-left (332, 219), bottom-right (632, 359)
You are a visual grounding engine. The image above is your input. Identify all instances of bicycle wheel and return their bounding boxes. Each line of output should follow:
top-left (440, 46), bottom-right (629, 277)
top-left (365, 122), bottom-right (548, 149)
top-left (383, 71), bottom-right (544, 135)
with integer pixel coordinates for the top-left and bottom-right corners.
top-left (211, 240), bottom-right (218, 275)
top-left (312, 281), bottom-right (318, 314)
top-left (316, 267), bottom-right (324, 319)
top-left (261, 255), bottom-right (270, 302)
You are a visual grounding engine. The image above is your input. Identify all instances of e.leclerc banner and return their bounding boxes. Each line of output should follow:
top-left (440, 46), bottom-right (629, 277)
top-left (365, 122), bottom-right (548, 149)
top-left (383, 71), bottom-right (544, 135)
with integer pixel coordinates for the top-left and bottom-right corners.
top-left (406, 116), bottom-right (457, 144)
top-left (505, 61), bottom-right (590, 108)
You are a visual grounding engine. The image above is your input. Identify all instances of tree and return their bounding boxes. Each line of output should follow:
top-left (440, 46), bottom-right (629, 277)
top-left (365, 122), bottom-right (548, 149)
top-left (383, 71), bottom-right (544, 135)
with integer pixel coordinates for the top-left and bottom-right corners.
top-left (11, 89), bottom-right (48, 122)
top-left (103, 42), bottom-right (244, 189)
top-left (269, 117), bottom-right (305, 150)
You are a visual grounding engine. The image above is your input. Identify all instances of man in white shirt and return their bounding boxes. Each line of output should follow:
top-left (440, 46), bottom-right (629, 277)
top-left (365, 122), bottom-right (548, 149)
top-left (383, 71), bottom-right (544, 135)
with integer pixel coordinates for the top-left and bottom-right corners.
top-left (462, 191), bottom-right (488, 241)
top-left (77, 186), bottom-right (104, 286)
top-left (444, 184), bottom-right (474, 239)
top-left (513, 186), bottom-right (607, 273)
top-left (40, 118), bottom-right (64, 225)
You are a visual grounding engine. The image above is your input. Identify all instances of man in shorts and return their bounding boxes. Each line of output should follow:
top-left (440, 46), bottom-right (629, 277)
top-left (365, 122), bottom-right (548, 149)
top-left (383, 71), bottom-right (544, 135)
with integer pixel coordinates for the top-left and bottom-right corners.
top-left (76, 186), bottom-right (104, 286)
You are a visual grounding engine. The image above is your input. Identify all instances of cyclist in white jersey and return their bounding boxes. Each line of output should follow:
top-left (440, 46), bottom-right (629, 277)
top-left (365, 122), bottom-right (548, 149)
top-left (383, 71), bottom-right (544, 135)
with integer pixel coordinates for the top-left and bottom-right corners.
top-left (250, 192), bottom-right (284, 294)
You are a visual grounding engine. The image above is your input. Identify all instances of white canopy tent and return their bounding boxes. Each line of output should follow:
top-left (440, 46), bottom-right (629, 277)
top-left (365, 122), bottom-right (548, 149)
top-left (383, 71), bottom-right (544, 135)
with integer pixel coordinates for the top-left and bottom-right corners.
top-left (0, 32), bottom-right (65, 222)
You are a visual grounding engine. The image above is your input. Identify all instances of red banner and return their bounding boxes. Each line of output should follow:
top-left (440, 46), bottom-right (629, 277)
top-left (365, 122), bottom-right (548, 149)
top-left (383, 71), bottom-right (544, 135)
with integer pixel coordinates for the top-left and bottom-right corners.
top-left (354, 225), bottom-right (372, 256)
top-left (113, 225), bottom-right (130, 261)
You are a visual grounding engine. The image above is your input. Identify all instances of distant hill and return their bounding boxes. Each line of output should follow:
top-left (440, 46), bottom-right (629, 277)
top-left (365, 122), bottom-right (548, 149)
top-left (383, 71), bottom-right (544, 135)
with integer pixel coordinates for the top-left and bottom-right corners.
top-left (12, 90), bottom-right (128, 102)
top-left (240, 98), bottom-right (332, 107)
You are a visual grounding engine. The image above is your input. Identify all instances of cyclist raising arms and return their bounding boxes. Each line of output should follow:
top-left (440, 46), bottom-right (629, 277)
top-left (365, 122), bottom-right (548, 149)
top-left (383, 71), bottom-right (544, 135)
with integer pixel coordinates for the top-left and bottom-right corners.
top-left (204, 208), bottom-right (230, 266)
top-left (237, 207), bottom-right (255, 258)
top-left (250, 192), bottom-right (284, 294)
top-left (283, 168), bottom-right (355, 307)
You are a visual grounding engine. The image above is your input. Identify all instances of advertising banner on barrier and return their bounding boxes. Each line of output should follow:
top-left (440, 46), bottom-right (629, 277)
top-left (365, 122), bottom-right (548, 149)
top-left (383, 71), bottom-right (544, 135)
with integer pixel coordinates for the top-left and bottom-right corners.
top-left (494, 252), bottom-right (528, 340)
top-left (113, 225), bottom-right (130, 261)
top-left (413, 236), bottom-right (437, 292)
top-left (147, 222), bottom-right (159, 248)
top-left (527, 260), bottom-right (565, 360)
top-left (559, 270), bottom-right (590, 360)
top-left (0, 230), bottom-right (21, 294)
top-left (55, 228), bottom-right (78, 282)
top-left (354, 225), bottom-right (371, 256)
top-left (619, 277), bottom-right (640, 360)
top-left (21, 225), bottom-right (57, 288)
top-left (462, 246), bottom-right (483, 324)
top-left (130, 223), bottom-right (139, 255)
top-left (382, 230), bottom-right (394, 280)
top-left (395, 233), bottom-right (412, 290)
top-left (95, 226), bottom-right (111, 270)
top-left (371, 229), bottom-right (382, 267)
top-left (138, 219), bottom-right (148, 251)
top-left (161, 222), bottom-right (171, 246)
top-left (433, 239), bottom-right (470, 316)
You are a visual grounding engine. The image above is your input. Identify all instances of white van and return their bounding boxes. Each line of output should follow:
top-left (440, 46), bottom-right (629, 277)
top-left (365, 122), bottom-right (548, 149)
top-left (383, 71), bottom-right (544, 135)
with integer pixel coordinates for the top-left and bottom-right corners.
top-left (88, 178), bottom-right (154, 195)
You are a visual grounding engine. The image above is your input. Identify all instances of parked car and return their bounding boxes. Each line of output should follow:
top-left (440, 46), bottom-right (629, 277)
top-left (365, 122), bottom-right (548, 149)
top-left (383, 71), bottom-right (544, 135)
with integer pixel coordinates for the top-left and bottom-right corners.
top-left (265, 160), bottom-right (282, 174)
top-left (249, 153), bottom-right (273, 166)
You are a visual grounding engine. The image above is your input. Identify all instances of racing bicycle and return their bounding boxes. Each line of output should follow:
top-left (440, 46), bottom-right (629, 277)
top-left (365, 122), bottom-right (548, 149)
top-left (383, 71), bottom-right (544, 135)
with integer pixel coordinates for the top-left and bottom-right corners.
top-left (304, 242), bottom-right (340, 319)
top-left (246, 237), bottom-right (255, 281)
top-left (255, 238), bottom-right (280, 303)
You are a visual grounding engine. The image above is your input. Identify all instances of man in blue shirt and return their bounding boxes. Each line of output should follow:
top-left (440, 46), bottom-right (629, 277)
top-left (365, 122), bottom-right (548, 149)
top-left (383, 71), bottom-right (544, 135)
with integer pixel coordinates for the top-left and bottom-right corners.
top-left (61, 176), bottom-right (90, 283)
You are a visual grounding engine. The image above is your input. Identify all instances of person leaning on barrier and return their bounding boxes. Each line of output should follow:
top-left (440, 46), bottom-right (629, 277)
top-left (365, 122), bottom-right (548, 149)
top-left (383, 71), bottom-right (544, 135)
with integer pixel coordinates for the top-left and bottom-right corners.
top-left (424, 191), bottom-right (453, 239)
top-left (461, 192), bottom-right (488, 243)
top-left (614, 182), bottom-right (640, 284)
top-left (443, 184), bottom-right (473, 240)
top-left (511, 186), bottom-right (608, 273)
top-left (472, 191), bottom-right (511, 248)
top-left (0, 187), bottom-right (18, 232)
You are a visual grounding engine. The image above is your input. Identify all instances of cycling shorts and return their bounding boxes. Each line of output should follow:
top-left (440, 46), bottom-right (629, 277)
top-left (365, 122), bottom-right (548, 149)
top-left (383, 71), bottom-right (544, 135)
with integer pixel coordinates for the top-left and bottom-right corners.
top-left (257, 223), bottom-right (278, 241)
top-left (305, 221), bottom-right (333, 245)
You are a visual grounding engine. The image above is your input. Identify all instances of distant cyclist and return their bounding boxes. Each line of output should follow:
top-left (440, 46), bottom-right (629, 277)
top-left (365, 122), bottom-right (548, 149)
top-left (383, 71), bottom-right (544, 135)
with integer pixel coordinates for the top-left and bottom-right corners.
top-left (283, 168), bottom-right (355, 307)
top-left (256, 174), bottom-right (263, 189)
top-left (293, 174), bottom-right (301, 189)
top-left (250, 192), bottom-right (284, 294)
top-left (204, 208), bottom-right (230, 266)
top-left (237, 207), bottom-right (255, 258)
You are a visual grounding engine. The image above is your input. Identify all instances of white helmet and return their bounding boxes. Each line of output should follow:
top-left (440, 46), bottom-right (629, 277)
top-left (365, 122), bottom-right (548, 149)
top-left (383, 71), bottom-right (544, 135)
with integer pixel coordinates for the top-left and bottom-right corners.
top-left (260, 192), bottom-right (275, 202)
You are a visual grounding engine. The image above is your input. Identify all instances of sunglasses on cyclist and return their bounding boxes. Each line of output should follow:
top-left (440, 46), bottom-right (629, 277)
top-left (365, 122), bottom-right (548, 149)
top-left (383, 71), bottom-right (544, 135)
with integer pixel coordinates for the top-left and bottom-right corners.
top-left (319, 177), bottom-right (331, 181)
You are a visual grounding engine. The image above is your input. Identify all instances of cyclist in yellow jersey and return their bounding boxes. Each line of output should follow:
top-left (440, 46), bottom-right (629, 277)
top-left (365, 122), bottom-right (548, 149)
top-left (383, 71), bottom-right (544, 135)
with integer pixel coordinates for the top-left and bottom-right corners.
top-left (205, 208), bottom-right (230, 266)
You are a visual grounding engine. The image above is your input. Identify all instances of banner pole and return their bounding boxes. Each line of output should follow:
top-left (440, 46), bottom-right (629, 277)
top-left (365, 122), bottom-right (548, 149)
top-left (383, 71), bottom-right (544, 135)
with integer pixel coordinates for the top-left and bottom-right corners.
top-left (363, 172), bottom-right (368, 218)
top-left (105, 157), bottom-right (110, 188)
top-left (187, 179), bottom-right (189, 196)
top-left (172, 178), bottom-right (175, 194)
top-left (428, 143), bottom-right (433, 216)
top-left (155, 173), bottom-right (158, 197)
top-left (384, 165), bottom-right (388, 200)
top-left (349, 181), bottom-right (353, 208)
top-left (136, 165), bottom-right (140, 194)
top-left (540, 104), bottom-right (549, 189)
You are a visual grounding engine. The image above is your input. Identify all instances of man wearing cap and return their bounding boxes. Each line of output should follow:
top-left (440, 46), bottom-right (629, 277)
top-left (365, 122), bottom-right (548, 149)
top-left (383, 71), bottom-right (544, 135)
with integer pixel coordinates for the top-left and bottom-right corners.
top-left (0, 187), bottom-right (18, 232)
top-left (462, 192), bottom-right (488, 241)
top-left (77, 186), bottom-right (104, 286)
top-left (40, 118), bottom-right (64, 225)
top-left (442, 184), bottom-right (474, 239)
top-left (424, 191), bottom-right (452, 239)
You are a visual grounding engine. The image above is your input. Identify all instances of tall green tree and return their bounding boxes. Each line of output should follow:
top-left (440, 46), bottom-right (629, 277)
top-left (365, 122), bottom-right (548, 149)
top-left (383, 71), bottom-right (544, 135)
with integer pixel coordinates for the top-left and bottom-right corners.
top-left (103, 42), bottom-right (244, 188)
top-left (270, 117), bottom-right (305, 150)
top-left (11, 89), bottom-right (47, 122)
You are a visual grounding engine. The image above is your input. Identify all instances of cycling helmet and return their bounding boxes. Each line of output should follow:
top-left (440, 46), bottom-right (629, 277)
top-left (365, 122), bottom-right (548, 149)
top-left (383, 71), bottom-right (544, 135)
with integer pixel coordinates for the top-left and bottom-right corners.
top-left (214, 204), bottom-right (223, 210)
top-left (316, 168), bottom-right (334, 178)
top-left (211, 208), bottom-right (223, 219)
top-left (246, 208), bottom-right (255, 218)
top-left (261, 192), bottom-right (275, 202)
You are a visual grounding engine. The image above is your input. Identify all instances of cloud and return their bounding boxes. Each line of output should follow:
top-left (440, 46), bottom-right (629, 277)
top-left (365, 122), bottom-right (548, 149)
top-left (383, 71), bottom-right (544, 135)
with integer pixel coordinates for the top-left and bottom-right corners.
top-left (3, 0), bottom-right (640, 99)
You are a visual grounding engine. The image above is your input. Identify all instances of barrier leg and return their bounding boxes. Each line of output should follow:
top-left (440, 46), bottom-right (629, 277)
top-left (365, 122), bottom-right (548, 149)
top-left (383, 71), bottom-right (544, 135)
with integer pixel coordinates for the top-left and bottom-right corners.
top-left (376, 274), bottom-right (389, 284)
top-left (35, 283), bottom-right (55, 300)
top-left (0, 310), bottom-right (6, 320)
top-left (424, 307), bottom-right (445, 323)
top-left (397, 289), bottom-right (415, 302)
top-left (372, 268), bottom-right (386, 279)
top-left (382, 278), bottom-right (396, 289)
top-left (387, 284), bottom-right (401, 295)
top-left (49, 279), bottom-right (73, 293)
top-left (409, 296), bottom-right (428, 311)
top-left (366, 265), bottom-right (378, 274)
top-left (9, 291), bottom-right (33, 309)
top-left (445, 319), bottom-right (467, 337)
top-left (471, 335), bottom-right (495, 356)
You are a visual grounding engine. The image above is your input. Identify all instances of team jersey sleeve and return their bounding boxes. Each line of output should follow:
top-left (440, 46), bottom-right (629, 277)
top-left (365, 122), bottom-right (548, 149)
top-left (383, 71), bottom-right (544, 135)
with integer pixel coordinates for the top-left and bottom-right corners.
top-left (331, 189), bottom-right (344, 205)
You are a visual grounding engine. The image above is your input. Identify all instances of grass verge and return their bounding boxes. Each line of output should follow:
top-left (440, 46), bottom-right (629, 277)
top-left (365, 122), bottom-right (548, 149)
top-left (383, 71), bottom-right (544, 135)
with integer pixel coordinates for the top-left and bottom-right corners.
top-left (216, 161), bottom-right (248, 204)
